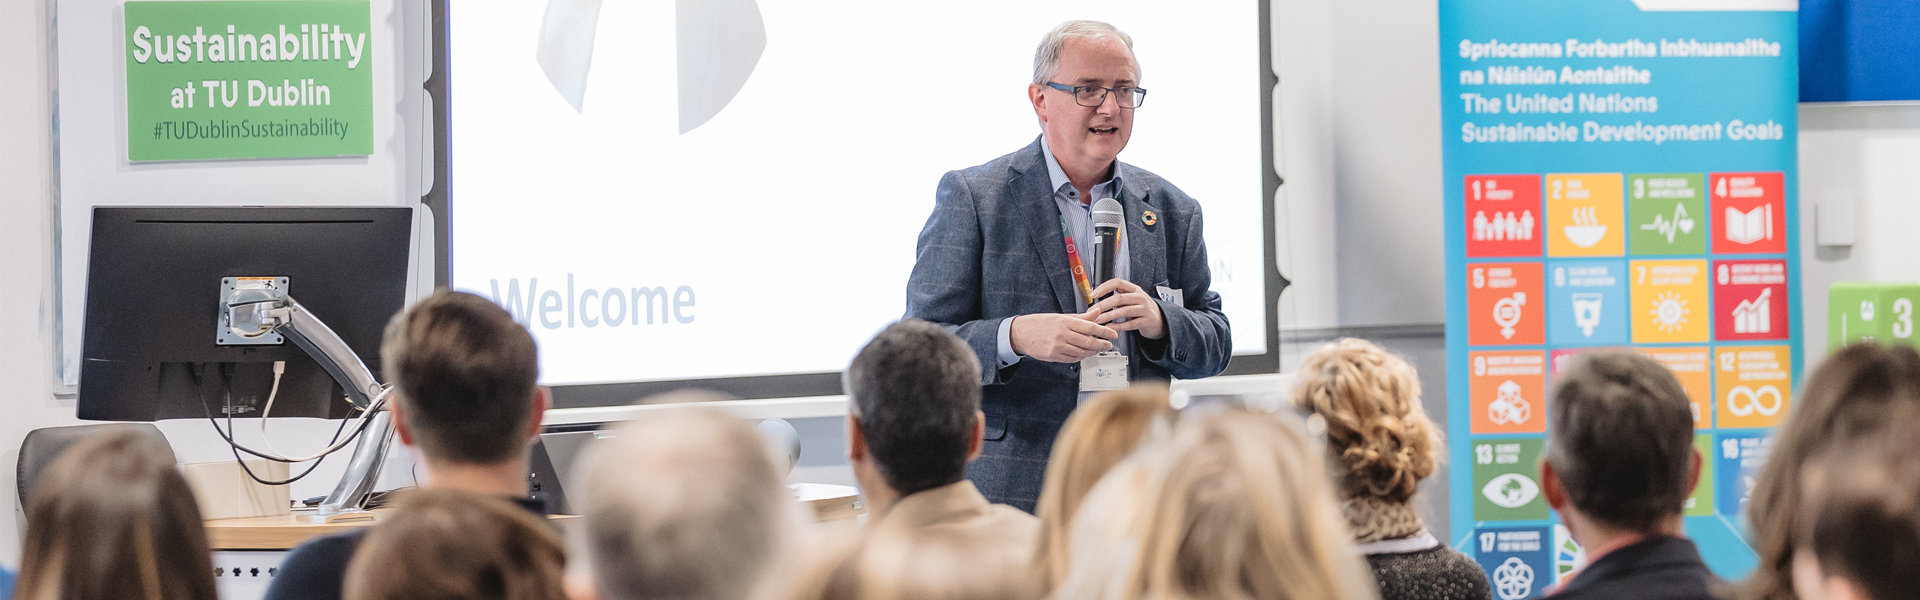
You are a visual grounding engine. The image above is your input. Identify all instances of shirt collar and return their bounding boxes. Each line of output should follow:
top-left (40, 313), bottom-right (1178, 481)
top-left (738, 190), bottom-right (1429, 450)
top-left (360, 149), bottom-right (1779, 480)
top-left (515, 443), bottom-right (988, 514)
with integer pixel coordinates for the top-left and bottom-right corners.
top-left (1039, 135), bottom-right (1122, 201)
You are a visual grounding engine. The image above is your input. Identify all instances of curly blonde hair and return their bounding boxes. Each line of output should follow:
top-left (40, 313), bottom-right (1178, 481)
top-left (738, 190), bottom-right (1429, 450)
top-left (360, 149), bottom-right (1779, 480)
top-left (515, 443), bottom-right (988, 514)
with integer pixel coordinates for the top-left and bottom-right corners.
top-left (1290, 338), bottom-right (1440, 504)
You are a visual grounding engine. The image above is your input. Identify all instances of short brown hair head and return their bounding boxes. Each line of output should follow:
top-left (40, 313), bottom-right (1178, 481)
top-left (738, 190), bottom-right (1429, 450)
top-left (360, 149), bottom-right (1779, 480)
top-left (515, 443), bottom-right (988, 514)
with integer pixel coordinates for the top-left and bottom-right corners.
top-left (1746, 343), bottom-right (1920, 600)
top-left (344, 488), bottom-right (566, 600)
top-left (382, 289), bottom-right (540, 464)
top-left (16, 430), bottom-right (218, 600)
top-left (1546, 350), bottom-right (1695, 531)
top-left (1291, 338), bottom-right (1440, 504)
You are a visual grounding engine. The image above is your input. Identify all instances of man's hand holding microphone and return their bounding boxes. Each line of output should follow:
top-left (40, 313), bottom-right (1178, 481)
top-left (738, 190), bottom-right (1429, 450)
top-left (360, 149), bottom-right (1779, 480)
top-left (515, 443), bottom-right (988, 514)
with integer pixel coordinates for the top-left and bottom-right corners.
top-left (1008, 197), bottom-right (1165, 363)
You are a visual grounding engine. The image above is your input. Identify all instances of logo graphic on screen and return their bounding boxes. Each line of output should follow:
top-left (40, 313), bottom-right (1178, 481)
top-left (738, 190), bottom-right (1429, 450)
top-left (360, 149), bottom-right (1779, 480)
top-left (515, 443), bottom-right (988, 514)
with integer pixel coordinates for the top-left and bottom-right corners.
top-left (535, 0), bottom-right (766, 133)
top-left (1492, 558), bottom-right (1535, 600)
top-left (1481, 473), bottom-right (1541, 508)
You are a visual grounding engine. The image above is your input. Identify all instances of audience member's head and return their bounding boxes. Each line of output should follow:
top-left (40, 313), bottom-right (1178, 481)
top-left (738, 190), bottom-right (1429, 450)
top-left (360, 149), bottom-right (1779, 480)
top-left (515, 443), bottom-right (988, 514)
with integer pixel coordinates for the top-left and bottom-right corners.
top-left (1543, 350), bottom-right (1697, 541)
top-left (567, 403), bottom-right (798, 600)
top-left (344, 488), bottom-right (566, 600)
top-left (382, 288), bottom-right (546, 471)
top-left (843, 319), bottom-right (984, 513)
top-left (15, 430), bottom-right (217, 600)
top-left (793, 521), bottom-right (1043, 600)
top-left (1031, 384), bottom-right (1174, 591)
top-left (1291, 338), bottom-right (1440, 540)
top-left (1791, 425), bottom-right (1920, 600)
top-left (1747, 343), bottom-right (1920, 600)
top-left (1054, 409), bottom-right (1379, 600)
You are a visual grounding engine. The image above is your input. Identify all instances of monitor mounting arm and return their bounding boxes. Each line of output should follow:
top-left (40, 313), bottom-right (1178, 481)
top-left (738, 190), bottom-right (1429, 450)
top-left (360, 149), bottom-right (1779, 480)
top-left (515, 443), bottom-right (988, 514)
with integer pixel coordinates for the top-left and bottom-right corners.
top-left (223, 281), bottom-right (395, 516)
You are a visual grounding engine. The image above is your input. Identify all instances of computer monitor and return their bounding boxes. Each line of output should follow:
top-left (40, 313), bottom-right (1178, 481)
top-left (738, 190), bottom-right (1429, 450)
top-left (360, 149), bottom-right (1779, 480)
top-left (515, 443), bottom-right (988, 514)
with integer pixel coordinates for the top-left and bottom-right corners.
top-left (78, 206), bottom-right (413, 421)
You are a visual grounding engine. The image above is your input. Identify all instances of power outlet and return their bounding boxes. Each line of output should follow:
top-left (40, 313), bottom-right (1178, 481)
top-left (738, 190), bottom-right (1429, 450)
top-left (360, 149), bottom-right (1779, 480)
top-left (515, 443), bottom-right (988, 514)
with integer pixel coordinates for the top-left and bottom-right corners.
top-left (212, 550), bottom-right (288, 600)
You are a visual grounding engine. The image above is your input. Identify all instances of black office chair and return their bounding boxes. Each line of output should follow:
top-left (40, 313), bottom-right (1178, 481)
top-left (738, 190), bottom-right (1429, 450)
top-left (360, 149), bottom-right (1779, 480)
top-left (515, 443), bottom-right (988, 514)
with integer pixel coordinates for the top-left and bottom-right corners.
top-left (15, 423), bottom-right (173, 507)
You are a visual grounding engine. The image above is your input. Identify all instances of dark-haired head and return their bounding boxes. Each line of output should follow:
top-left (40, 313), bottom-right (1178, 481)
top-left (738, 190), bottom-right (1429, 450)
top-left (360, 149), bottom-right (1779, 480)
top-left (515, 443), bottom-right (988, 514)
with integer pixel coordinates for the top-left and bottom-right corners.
top-left (1544, 350), bottom-right (1696, 532)
top-left (845, 319), bottom-right (983, 497)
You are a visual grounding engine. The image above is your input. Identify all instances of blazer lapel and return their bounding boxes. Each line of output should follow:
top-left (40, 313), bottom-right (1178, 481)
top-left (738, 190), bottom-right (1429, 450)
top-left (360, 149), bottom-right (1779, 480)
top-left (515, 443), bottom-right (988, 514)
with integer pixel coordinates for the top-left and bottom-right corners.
top-left (1117, 162), bottom-right (1166, 291)
top-left (1011, 140), bottom-right (1078, 313)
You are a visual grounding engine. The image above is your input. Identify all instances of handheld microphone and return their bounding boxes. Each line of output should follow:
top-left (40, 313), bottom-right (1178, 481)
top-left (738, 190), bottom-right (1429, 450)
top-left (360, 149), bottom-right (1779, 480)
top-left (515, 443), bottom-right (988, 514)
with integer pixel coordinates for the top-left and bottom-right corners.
top-left (1091, 198), bottom-right (1124, 291)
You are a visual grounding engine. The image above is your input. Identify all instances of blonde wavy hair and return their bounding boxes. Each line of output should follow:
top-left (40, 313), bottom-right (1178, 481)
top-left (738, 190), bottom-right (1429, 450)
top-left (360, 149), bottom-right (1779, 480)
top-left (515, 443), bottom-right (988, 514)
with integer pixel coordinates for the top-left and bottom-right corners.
top-left (1291, 338), bottom-right (1440, 504)
top-left (1052, 409), bottom-right (1380, 600)
top-left (1032, 385), bottom-right (1176, 592)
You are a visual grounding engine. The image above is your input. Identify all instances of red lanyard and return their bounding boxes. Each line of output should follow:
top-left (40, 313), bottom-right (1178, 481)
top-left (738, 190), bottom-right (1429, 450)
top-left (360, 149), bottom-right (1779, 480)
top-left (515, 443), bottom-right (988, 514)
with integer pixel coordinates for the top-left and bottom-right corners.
top-left (1060, 215), bottom-right (1095, 307)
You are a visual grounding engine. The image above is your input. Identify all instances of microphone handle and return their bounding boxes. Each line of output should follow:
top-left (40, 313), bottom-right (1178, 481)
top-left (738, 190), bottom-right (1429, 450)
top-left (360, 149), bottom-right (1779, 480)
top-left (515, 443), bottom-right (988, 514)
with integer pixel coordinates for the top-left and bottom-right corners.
top-left (1093, 226), bottom-right (1120, 292)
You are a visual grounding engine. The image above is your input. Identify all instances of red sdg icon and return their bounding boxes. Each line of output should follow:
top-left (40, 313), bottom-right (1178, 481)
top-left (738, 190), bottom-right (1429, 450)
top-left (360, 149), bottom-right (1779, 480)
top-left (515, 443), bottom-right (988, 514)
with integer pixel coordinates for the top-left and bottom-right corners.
top-left (1714, 260), bottom-right (1789, 341)
top-left (1710, 172), bottom-right (1786, 254)
top-left (1465, 175), bottom-right (1543, 257)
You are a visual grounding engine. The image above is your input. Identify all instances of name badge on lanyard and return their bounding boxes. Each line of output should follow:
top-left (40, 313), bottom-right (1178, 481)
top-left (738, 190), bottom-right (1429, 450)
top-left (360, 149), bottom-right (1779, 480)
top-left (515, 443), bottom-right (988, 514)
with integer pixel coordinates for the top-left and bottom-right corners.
top-left (1061, 214), bottom-right (1128, 391)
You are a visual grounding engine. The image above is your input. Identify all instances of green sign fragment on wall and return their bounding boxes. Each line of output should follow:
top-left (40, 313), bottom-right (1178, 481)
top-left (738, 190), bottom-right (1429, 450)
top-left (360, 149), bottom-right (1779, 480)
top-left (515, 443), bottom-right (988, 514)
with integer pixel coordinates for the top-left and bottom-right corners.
top-left (124, 0), bottom-right (373, 161)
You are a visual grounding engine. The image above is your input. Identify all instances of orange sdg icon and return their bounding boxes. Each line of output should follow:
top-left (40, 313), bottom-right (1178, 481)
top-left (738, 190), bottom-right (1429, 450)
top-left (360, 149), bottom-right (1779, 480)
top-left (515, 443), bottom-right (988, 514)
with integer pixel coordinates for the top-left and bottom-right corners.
top-left (1471, 350), bottom-right (1547, 434)
top-left (1468, 263), bottom-right (1545, 346)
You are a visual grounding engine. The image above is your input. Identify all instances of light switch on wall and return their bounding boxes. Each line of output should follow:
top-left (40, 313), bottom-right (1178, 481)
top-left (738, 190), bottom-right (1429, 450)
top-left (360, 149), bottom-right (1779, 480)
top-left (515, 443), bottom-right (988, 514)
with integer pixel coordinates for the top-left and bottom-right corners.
top-left (1817, 196), bottom-right (1857, 247)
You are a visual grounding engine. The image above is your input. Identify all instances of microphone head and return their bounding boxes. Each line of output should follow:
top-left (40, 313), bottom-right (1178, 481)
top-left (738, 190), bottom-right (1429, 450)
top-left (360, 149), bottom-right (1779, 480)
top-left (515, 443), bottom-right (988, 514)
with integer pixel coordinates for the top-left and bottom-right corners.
top-left (1091, 198), bottom-right (1124, 229)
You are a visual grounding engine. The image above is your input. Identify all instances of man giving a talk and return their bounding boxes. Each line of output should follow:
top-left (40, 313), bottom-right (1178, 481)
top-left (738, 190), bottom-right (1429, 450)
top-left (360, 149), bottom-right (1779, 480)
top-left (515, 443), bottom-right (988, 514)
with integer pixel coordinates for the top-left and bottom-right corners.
top-left (905, 20), bottom-right (1232, 512)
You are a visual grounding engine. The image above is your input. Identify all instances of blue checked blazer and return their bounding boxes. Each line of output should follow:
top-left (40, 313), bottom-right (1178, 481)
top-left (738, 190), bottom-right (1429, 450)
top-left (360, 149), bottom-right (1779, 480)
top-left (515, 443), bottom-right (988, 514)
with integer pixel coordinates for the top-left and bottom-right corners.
top-left (905, 137), bottom-right (1233, 511)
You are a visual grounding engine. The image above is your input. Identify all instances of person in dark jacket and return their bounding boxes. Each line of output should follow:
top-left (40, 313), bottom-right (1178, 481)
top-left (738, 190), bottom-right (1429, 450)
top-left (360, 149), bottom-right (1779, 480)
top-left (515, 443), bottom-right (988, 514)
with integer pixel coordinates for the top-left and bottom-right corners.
top-left (1292, 338), bottom-right (1490, 600)
top-left (1540, 351), bottom-right (1726, 600)
top-left (264, 290), bottom-right (551, 600)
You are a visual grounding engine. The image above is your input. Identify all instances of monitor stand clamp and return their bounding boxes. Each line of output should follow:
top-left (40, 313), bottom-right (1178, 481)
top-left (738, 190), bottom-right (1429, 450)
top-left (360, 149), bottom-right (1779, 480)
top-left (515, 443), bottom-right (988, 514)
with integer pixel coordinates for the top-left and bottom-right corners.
top-left (222, 278), bottom-right (395, 516)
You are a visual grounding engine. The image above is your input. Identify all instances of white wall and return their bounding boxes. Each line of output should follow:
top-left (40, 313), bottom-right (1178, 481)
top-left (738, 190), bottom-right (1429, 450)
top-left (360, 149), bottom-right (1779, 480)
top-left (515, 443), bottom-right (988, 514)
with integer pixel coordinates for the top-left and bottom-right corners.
top-left (1, 0), bottom-right (66, 571)
top-left (1796, 103), bottom-right (1920, 363)
top-left (1273, 0), bottom-right (1446, 334)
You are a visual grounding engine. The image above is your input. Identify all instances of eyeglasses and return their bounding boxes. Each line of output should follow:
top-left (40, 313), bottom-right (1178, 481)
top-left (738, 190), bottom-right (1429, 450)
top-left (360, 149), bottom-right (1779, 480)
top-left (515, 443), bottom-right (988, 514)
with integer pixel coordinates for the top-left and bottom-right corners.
top-left (1044, 82), bottom-right (1148, 109)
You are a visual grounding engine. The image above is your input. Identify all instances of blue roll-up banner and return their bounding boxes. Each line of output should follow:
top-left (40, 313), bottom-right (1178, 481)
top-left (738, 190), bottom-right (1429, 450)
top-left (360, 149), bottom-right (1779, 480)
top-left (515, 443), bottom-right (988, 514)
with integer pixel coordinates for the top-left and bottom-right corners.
top-left (1440, 0), bottom-right (1799, 595)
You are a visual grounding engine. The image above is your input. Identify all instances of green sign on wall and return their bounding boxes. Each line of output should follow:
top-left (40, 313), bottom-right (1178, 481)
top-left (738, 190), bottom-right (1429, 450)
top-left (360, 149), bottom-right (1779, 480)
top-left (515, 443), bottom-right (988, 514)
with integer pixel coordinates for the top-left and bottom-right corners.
top-left (125, 1), bottom-right (372, 161)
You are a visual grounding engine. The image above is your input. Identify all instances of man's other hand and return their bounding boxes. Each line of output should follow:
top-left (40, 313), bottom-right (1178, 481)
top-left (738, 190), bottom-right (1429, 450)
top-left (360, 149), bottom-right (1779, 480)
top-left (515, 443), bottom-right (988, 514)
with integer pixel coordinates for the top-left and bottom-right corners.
top-left (1009, 313), bottom-right (1117, 363)
top-left (1089, 279), bottom-right (1167, 339)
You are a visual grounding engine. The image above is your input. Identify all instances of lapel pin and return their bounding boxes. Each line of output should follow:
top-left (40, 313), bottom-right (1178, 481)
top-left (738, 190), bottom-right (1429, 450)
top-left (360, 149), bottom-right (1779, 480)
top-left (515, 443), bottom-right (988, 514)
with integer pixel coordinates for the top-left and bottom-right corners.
top-left (1141, 210), bottom-right (1158, 226)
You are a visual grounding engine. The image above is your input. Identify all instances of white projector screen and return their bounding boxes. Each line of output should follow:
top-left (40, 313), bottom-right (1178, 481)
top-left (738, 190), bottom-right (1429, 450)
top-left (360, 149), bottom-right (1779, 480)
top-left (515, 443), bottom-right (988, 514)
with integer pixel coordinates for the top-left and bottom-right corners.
top-left (447, 0), bottom-right (1268, 388)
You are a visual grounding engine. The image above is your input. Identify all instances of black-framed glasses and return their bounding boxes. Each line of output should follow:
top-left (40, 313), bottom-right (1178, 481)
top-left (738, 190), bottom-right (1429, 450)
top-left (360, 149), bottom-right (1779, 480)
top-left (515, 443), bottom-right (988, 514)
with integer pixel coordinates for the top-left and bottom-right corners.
top-left (1045, 82), bottom-right (1148, 109)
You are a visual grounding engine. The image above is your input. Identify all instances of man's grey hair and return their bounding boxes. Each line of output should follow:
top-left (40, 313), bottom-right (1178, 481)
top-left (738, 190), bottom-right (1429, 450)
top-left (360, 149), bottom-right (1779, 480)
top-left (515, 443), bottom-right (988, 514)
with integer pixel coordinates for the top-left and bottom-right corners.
top-left (569, 399), bottom-right (799, 600)
top-left (1032, 20), bottom-right (1140, 85)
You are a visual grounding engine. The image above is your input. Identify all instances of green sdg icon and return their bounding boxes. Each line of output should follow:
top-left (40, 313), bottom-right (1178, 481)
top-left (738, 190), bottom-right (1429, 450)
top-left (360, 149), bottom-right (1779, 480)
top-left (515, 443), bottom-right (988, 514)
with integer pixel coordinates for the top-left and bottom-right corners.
top-left (1473, 438), bottom-right (1548, 521)
top-left (1684, 433), bottom-right (1715, 516)
top-left (1628, 173), bottom-right (1706, 255)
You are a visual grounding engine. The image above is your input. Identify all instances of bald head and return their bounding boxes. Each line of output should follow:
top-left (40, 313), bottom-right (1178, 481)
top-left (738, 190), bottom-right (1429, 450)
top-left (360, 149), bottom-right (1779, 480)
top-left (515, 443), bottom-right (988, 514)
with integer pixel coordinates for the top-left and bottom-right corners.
top-left (570, 401), bottom-right (795, 600)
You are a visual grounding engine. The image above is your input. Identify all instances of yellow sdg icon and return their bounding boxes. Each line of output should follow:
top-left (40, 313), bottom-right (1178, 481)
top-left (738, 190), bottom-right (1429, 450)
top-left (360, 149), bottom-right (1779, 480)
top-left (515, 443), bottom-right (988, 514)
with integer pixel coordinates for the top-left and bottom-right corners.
top-left (1716, 345), bottom-right (1791, 428)
top-left (1546, 173), bottom-right (1625, 257)
top-left (1631, 259), bottom-right (1710, 343)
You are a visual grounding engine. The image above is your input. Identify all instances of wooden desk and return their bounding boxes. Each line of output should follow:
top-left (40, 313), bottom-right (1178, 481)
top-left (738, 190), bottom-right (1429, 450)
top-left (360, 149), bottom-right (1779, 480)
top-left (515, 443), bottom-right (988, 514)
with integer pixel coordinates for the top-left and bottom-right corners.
top-left (205, 483), bottom-right (864, 550)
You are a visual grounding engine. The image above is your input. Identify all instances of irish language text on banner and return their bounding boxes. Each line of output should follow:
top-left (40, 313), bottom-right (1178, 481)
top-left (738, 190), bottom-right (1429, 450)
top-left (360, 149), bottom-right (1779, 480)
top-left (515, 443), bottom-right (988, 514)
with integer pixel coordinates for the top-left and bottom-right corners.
top-left (124, 1), bottom-right (373, 161)
top-left (1441, 0), bottom-right (1799, 592)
